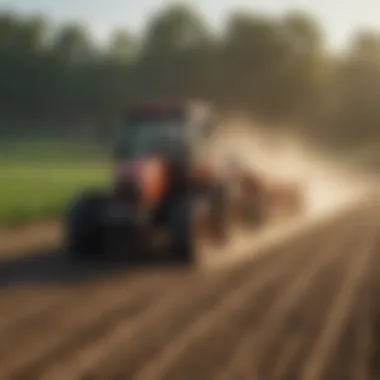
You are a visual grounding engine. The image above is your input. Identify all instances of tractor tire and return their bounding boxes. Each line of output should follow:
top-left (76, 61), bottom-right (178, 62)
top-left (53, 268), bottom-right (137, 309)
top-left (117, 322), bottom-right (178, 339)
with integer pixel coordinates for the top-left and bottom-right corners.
top-left (169, 198), bottom-right (195, 265)
top-left (65, 191), bottom-right (107, 262)
top-left (209, 182), bottom-right (231, 245)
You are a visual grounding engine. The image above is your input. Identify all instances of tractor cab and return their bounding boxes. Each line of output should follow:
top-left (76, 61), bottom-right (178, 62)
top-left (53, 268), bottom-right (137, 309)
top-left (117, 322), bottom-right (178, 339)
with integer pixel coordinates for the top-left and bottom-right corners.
top-left (111, 102), bottom-right (216, 209)
top-left (114, 103), bottom-right (213, 162)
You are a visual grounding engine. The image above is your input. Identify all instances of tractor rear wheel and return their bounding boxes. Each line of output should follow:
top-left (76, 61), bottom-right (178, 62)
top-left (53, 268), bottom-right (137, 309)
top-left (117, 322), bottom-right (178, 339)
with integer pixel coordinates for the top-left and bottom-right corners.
top-left (169, 198), bottom-right (195, 265)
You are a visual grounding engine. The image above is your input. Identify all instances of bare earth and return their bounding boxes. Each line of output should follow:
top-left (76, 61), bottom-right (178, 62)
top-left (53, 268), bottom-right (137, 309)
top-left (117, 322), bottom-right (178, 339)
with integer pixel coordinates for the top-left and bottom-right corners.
top-left (0, 195), bottom-right (379, 380)
top-left (0, 221), bottom-right (61, 258)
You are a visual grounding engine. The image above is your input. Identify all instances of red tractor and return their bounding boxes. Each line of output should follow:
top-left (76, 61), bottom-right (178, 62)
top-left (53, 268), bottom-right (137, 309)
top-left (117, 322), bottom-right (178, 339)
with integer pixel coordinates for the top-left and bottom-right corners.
top-left (65, 102), bottom-right (272, 264)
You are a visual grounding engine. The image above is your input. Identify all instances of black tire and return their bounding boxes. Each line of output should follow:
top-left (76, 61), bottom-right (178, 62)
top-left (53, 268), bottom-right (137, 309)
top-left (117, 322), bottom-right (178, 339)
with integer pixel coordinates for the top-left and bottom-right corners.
top-left (169, 199), bottom-right (194, 265)
top-left (65, 191), bottom-right (107, 262)
top-left (209, 182), bottom-right (230, 244)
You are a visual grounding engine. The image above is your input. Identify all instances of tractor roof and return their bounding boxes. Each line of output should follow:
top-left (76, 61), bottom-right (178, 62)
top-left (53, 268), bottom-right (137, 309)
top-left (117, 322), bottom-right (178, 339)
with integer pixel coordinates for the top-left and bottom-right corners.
top-left (127, 101), bottom-right (213, 123)
top-left (130, 103), bottom-right (184, 116)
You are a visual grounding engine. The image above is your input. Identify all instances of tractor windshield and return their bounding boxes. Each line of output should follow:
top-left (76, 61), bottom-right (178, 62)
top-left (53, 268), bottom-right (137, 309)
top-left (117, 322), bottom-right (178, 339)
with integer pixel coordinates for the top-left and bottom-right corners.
top-left (116, 119), bottom-right (189, 159)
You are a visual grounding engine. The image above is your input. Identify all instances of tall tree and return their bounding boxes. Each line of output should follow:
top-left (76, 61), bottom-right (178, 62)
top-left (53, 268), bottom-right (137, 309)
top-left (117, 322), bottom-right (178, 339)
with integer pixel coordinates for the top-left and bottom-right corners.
top-left (137, 4), bottom-right (212, 99)
top-left (51, 23), bottom-right (96, 64)
top-left (107, 29), bottom-right (137, 62)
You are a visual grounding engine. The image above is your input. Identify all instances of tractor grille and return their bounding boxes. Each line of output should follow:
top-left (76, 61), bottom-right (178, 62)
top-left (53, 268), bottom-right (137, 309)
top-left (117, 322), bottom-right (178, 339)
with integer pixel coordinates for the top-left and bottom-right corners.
top-left (115, 180), bottom-right (141, 205)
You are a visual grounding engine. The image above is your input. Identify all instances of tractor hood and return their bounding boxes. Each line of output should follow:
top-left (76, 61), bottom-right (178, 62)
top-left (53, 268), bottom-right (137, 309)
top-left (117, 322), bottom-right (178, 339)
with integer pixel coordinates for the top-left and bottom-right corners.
top-left (115, 156), bottom-right (169, 207)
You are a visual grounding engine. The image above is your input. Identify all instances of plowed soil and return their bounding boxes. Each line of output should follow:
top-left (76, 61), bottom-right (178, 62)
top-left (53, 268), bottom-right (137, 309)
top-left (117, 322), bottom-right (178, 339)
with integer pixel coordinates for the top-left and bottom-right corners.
top-left (0, 195), bottom-right (379, 380)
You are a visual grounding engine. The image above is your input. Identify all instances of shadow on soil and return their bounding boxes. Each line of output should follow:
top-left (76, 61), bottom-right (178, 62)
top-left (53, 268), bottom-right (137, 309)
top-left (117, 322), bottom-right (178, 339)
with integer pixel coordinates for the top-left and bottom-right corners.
top-left (0, 249), bottom-right (192, 287)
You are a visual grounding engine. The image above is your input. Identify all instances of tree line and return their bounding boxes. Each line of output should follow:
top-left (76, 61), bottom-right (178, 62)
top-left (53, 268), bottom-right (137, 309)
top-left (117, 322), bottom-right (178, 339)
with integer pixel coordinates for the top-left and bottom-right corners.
top-left (1, 4), bottom-right (380, 147)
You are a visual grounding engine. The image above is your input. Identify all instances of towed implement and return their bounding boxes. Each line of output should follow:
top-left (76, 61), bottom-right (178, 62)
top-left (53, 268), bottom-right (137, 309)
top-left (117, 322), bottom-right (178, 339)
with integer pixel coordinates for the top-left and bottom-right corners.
top-left (65, 102), bottom-right (303, 264)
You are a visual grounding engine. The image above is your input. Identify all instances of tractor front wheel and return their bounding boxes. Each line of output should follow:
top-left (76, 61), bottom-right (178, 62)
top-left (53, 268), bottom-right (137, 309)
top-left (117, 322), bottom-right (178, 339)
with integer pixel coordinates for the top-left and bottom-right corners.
top-left (65, 191), bottom-right (107, 262)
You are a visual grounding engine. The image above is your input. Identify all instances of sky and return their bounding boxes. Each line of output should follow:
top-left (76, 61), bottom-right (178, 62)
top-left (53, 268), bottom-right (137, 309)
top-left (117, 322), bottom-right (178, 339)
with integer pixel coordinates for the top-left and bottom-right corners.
top-left (1, 0), bottom-right (380, 49)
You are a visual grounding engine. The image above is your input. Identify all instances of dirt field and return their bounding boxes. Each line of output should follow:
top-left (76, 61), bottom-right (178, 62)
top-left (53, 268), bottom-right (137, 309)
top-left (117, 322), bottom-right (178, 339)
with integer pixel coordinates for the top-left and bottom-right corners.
top-left (0, 194), bottom-right (379, 380)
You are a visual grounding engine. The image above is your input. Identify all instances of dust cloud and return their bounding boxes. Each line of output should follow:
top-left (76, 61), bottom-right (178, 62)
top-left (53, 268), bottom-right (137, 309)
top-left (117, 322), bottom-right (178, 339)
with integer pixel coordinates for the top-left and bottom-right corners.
top-left (208, 117), bottom-right (372, 218)
top-left (200, 117), bottom-right (374, 268)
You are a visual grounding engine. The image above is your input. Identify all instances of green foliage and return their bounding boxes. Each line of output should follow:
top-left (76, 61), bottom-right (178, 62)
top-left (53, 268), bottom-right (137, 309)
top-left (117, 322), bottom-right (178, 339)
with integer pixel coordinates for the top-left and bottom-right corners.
top-left (0, 6), bottom-right (329, 132)
top-left (1, 4), bottom-right (379, 145)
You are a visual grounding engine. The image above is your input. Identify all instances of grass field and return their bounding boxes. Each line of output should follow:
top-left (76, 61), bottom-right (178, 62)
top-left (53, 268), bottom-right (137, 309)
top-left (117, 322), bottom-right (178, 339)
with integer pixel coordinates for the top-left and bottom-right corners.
top-left (0, 140), bottom-right (111, 227)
